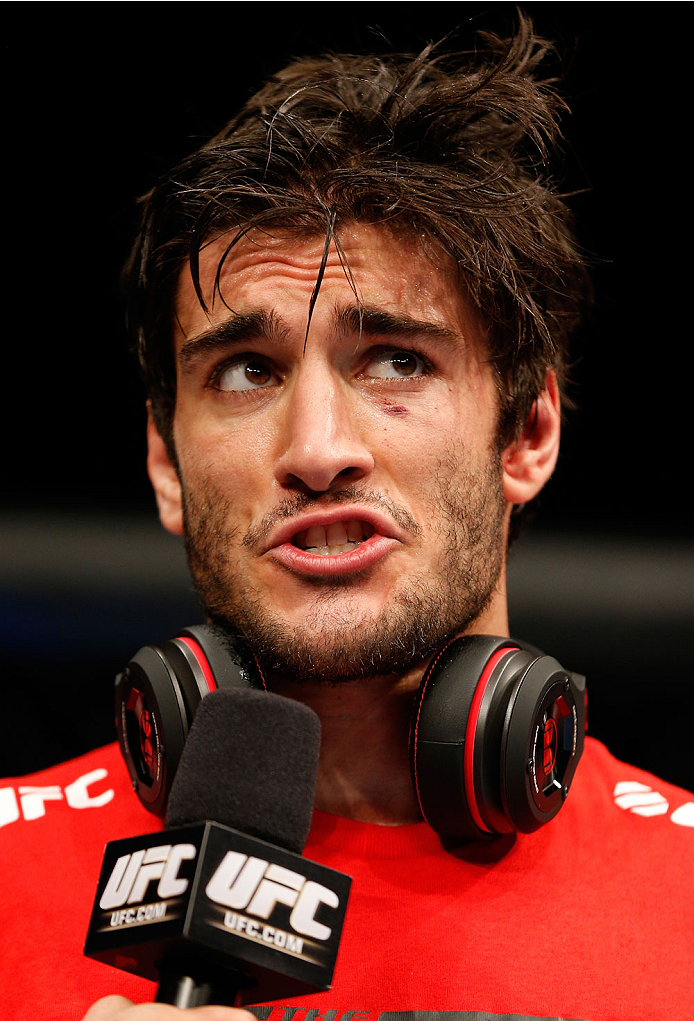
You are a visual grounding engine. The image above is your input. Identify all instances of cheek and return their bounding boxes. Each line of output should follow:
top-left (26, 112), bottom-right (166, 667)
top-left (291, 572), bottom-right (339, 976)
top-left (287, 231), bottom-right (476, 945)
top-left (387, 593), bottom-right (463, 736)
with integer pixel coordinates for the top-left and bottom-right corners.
top-left (374, 391), bottom-right (498, 480)
top-left (374, 401), bottom-right (457, 468)
top-left (174, 413), bottom-right (273, 504)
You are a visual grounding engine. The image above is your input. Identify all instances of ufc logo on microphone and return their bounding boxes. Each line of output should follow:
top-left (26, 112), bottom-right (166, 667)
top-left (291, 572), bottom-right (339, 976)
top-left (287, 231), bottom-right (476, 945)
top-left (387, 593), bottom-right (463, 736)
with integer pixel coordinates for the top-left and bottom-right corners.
top-left (99, 843), bottom-right (197, 910)
top-left (206, 852), bottom-right (339, 940)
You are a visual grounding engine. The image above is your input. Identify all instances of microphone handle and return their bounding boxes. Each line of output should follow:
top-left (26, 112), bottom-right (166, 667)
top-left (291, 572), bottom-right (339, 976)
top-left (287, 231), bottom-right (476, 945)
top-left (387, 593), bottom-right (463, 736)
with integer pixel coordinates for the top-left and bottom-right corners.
top-left (155, 958), bottom-right (247, 1008)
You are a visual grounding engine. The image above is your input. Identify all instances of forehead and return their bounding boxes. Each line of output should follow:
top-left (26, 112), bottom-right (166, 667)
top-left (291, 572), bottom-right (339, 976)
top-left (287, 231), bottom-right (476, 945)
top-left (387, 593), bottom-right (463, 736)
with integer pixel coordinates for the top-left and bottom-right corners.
top-left (173, 223), bottom-right (485, 348)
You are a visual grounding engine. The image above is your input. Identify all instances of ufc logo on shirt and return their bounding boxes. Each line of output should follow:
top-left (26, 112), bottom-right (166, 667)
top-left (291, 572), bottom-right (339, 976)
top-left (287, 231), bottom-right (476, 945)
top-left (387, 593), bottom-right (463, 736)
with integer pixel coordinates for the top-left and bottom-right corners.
top-left (206, 851), bottom-right (340, 940)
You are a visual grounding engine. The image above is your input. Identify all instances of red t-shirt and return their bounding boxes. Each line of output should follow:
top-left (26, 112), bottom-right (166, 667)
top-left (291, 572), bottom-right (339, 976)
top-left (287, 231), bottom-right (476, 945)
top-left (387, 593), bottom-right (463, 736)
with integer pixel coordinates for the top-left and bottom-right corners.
top-left (1, 737), bottom-right (693, 1020)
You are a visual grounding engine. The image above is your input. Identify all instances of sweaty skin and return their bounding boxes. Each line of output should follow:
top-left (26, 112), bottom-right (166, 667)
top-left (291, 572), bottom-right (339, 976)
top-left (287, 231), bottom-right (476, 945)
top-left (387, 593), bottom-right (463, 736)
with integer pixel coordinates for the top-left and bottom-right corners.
top-left (147, 223), bottom-right (561, 825)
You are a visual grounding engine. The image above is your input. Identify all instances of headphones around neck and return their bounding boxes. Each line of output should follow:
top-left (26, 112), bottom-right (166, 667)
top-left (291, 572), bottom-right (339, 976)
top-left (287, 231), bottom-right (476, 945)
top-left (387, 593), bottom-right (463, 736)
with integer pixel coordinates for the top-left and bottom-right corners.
top-left (115, 625), bottom-right (586, 843)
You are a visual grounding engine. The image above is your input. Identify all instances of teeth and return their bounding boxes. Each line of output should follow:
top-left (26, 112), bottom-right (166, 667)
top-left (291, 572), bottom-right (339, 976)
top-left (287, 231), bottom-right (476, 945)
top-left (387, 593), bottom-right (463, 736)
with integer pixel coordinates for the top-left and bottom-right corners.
top-left (327, 522), bottom-right (348, 546)
top-left (292, 520), bottom-right (374, 553)
top-left (305, 525), bottom-right (327, 548)
top-left (310, 542), bottom-right (361, 557)
top-left (347, 520), bottom-right (362, 542)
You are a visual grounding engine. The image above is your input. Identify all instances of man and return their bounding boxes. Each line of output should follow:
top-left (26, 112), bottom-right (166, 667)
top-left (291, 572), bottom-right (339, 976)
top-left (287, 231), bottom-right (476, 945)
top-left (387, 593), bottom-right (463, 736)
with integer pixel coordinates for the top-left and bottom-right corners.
top-left (1, 16), bottom-right (692, 1021)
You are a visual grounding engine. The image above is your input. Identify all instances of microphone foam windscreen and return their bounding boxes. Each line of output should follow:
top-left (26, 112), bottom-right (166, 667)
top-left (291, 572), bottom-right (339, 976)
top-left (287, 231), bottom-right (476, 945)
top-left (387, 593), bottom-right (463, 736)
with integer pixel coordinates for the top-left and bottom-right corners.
top-left (165, 688), bottom-right (321, 853)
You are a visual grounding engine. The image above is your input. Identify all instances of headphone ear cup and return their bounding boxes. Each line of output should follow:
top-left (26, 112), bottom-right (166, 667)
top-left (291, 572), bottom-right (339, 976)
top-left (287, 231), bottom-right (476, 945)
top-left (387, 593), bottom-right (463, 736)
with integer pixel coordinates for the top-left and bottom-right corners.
top-left (173, 624), bottom-right (270, 697)
top-left (410, 635), bottom-right (586, 844)
top-left (115, 625), bottom-right (266, 817)
top-left (500, 655), bottom-right (586, 832)
top-left (410, 635), bottom-right (525, 843)
top-left (115, 642), bottom-right (188, 818)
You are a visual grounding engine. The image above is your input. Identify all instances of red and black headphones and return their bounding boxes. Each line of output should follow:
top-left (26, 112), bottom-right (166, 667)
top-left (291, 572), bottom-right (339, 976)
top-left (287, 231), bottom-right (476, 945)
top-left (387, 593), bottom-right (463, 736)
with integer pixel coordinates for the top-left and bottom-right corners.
top-left (115, 626), bottom-right (586, 843)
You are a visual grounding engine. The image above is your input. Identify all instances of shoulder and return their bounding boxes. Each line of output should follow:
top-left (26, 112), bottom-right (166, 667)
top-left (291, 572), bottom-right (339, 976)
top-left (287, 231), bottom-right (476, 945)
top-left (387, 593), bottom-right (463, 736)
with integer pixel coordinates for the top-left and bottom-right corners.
top-left (567, 735), bottom-right (694, 847)
top-left (0, 744), bottom-right (159, 1016)
top-left (0, 742), bottom-right (159, 845)
top-left (0, 742), bottom-right (161, 951)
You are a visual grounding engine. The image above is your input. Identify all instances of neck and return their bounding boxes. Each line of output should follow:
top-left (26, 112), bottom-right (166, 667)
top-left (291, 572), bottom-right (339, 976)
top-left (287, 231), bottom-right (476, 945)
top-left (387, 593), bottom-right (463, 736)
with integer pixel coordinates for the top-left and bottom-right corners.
top-left (272, 667), bottom-right (423, 825)
top-left (269, 578), bottom-right (510, 826)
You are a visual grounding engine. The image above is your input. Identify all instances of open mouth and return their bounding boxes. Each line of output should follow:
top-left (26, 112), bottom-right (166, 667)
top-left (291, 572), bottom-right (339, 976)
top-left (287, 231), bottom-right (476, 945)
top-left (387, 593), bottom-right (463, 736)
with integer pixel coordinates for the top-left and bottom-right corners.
top-left (291, 519), bottom-right (375, 556)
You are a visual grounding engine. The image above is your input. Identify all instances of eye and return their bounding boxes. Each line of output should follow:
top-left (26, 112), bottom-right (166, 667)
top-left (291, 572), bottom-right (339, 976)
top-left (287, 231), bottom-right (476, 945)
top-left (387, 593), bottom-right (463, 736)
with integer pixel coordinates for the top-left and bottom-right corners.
top-left (214, 356), bottom-right (279, 392)
top-left (365, 349), bottom-right (427, 379)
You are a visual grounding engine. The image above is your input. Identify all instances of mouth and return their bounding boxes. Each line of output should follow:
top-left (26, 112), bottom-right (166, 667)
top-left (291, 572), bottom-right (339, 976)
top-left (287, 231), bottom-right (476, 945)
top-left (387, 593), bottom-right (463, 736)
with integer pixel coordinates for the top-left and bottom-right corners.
top-left (290, 519), bottom-right (375, 556)
top-left (263, 508), bottom-right (401, 576)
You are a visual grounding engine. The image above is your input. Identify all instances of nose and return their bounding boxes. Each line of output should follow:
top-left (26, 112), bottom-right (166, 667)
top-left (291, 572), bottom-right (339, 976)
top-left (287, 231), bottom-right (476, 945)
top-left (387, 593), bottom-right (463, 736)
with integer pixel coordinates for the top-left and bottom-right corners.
top-left (274, 362), bottom-right (375, 494)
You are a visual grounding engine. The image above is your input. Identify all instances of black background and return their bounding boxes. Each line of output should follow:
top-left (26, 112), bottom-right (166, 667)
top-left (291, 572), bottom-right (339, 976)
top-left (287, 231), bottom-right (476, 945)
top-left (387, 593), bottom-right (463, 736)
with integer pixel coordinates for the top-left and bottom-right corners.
top-left (2, 4), bottom-right (692, 789)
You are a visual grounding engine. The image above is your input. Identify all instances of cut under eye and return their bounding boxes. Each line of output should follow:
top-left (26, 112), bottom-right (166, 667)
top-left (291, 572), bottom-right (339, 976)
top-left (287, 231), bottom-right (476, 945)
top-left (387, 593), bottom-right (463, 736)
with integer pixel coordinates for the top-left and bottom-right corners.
top-left (214, 357), bottom-right (278, 392)
top-left (365, 349), bottom-right (427, 379)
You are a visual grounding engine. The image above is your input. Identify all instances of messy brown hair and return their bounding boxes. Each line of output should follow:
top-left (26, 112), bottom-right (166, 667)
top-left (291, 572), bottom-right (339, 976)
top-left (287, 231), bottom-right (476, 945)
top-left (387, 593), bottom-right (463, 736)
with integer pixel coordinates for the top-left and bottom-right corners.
top-left (126, 13), bottom-right (588, 464)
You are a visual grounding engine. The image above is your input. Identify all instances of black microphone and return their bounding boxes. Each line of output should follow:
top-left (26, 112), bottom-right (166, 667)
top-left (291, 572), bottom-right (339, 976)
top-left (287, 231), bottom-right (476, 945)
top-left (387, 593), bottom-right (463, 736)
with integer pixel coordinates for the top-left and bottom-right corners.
top-left (85, 688), bottom-right (351, 1007)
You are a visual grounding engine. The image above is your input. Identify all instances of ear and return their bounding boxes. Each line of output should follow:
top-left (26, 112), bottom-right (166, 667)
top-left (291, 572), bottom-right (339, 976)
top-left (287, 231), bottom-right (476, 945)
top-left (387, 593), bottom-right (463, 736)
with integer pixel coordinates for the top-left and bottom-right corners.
top-left (502, 371), bottom-right (561, 505)
top-left (146, 406), bottom-right (184, 535)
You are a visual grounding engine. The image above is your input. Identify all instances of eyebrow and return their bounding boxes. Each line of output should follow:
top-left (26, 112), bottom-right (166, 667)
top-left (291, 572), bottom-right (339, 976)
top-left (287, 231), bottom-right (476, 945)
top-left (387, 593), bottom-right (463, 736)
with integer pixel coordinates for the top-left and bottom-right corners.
top-left (178, 309), bottom-right (291, 369)
top-left (177, 302), bottom-right (462, 370)
top-left (333, 303), bottom-right (462, 348)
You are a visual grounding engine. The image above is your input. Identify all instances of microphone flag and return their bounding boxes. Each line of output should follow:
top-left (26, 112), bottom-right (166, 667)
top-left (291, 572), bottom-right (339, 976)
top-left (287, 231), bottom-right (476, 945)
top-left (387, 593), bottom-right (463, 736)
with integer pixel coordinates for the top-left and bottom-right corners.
top-left (85, 820), bottom-right (351, 1003)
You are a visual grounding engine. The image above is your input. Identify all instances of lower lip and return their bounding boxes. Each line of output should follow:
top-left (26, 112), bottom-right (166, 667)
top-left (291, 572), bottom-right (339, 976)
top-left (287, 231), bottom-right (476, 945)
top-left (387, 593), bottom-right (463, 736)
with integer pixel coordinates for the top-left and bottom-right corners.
top-left (268, 534), bottom-right (398, 576)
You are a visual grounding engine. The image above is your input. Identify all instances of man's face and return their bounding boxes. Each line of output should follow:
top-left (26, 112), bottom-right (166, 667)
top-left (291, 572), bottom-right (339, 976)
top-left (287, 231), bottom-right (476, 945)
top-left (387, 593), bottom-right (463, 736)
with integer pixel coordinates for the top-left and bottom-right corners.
top-left (157, 224), bottom-right (512, 683)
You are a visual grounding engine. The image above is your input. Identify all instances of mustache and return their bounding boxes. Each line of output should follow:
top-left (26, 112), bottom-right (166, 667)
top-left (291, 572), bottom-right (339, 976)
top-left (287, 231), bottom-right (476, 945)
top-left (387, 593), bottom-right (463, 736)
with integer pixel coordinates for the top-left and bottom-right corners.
top-left (241, 486), bottom-right (422, 549)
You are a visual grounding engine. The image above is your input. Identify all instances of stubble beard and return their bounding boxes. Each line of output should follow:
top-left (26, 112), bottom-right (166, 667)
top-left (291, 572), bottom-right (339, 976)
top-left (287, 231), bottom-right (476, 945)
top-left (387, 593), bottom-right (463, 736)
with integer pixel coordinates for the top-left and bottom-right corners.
top-left (181, 454), bottom-right (506, 684)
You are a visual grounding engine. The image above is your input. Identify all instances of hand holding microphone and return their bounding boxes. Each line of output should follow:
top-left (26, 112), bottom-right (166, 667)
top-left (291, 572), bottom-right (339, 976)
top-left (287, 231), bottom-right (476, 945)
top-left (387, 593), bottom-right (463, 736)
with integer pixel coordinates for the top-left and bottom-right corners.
top-left (82, 992), bottom-right (255, 1019)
